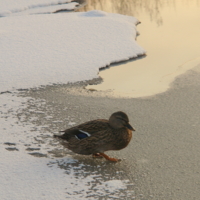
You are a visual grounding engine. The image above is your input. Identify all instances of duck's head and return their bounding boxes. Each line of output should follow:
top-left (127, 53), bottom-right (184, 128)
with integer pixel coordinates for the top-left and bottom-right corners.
top-left (109, 111), bottom-right (135, 131)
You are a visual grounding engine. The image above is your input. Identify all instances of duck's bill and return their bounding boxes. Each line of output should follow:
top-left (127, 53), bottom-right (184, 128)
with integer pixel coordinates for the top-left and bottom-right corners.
top-left (126, 123), bottom-right (135, 131)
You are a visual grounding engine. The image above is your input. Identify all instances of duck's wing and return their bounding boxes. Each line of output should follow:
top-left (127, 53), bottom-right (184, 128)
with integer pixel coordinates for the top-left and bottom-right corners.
top-left (54, 119), bottom-right (109, 141)
top-left (72, 119), bottom-right (109, 134)
top-left (67, 129), bottom-right (115, 155)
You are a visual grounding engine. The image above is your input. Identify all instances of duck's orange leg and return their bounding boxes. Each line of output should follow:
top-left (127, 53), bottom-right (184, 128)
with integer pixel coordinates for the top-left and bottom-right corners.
top-left (92, 153), bottom-right (103, 158)
top-left (99, 153), bottom-right (121, 162)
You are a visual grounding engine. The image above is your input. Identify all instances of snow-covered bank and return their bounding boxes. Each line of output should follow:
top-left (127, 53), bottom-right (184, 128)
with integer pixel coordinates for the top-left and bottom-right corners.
top-left (0, 10), bottom-right (145, 93)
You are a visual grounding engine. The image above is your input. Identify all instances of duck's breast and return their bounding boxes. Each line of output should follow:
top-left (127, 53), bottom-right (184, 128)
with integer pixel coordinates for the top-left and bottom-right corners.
top-left (113, 128), bottom-right (132, 150)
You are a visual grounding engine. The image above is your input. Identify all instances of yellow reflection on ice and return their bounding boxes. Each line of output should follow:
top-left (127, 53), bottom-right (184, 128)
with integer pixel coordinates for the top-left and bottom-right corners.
top-left (83, 0), bottom-right (200, 97)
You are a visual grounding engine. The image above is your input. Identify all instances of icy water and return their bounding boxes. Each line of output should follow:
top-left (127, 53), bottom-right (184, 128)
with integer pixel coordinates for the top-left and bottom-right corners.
top-left (80, 0), bottom-right (200, 97)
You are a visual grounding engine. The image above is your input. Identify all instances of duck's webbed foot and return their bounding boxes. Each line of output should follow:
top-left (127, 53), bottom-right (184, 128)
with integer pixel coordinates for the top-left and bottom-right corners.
top-left (99, 153), bottom-right (121, 162)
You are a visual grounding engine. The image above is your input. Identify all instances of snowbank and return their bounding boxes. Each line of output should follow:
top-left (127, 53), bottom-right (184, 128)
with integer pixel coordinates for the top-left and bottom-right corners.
top-left (0, 10), bottom-right (145, 92)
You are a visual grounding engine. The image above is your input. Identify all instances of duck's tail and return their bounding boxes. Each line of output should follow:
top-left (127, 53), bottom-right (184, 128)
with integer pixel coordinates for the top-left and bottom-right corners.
top-left (53, 132), bottom-right (71, 141)
top-left (53, 134), bottom-right (63, 139)
top-left (53, 130), bottom-right (66, 138)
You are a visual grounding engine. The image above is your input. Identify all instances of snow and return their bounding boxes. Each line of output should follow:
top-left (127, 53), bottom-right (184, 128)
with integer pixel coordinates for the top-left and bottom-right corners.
top-left (9, 2), bottom-right (80, 16)
top-left (0, 0), bottom-right (75, 17)
top-left (0, 1), bottom-right (144, 199)
top-left (0, 6), bottom-right (145, 93)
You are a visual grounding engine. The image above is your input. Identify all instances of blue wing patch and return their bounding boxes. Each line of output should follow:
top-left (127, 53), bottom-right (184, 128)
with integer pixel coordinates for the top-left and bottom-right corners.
top-left (75, 130), bottom-right (91, 140)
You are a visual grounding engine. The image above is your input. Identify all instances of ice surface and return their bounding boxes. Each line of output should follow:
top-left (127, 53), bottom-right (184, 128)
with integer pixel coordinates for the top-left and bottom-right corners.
top-left (0, 93), bottom-right (135, 199)
top-left (0, 9), bottom-right (145, 92)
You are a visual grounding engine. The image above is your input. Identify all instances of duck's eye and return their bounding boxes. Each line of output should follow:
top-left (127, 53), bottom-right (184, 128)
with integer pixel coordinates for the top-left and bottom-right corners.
top-left (116, 117), bottom-right (128, 124)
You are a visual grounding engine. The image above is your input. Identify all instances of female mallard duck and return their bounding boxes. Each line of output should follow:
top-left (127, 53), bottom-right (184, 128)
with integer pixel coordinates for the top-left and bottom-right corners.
top-left (54, 111), bottom-right (135, 162)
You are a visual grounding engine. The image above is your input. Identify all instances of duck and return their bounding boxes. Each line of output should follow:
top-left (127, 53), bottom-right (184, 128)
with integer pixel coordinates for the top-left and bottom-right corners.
top-left (54, 111), bottom-right (135, 162)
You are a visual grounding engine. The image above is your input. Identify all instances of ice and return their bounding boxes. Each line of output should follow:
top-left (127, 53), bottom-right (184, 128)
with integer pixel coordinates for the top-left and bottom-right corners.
top-left (95, 180), bottom-right (128, 193)
top-left (0, 93), bottom-right (135, 199)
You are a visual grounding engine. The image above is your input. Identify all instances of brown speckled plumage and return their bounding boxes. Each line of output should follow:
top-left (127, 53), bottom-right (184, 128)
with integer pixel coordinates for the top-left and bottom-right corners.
top-left (54, 111), bottom-right (135, 162)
